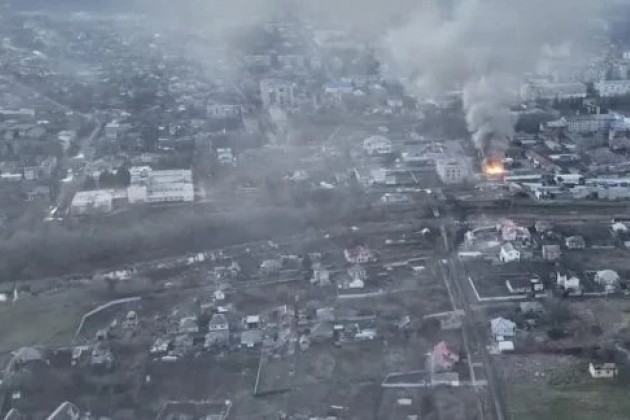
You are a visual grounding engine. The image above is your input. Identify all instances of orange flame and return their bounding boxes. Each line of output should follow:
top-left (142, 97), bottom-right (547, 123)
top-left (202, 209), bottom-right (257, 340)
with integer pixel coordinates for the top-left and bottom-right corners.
top-left (482, 158), bottom-right (505, 177)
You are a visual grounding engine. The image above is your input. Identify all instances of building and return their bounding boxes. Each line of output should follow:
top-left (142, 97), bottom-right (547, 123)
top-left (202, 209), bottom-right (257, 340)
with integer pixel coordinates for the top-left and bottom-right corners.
top-left (344, 245), bottom-right (376, 264)
top-left (436, 159), bottom-right (468, 184)
top-left (205, 314), bottom-right (230, 347)
top-left (588, 362), bottom-right (618, 379)
top-left (207, 102), bottom-right (242, 119)
top-left (594, 80), bottom-right (630, 97)
top-left (594, 269), bottom-right (620, 293)
top-left (431, 341), bottom-right (460, 372)
top-left (105, 120), bottom-right (121, 140)
top-left (57, 130), bottom-right (77, 152)
top-left (260, 79), bottom-right (297, 109)
top-left (565, 235), bottom-right (586, 249)
top-left (499, 243), bottom-right (520, 263)
top-left (490, 317), bottom-right (516, 339)
top-left (542, 244), bottom-right (561, 261)
top-left (363, 135), bottom-right (392, 155)
top-left (565, 114), bottom-right (616, 134)
top-left (70, 189), bottom-right (115, 216)
top-left (127, 167), bottom-right (194, 204)
top-left (520, 81), bottom-right (587, 101)
top-left (556, 272), bottom-right (581, 294)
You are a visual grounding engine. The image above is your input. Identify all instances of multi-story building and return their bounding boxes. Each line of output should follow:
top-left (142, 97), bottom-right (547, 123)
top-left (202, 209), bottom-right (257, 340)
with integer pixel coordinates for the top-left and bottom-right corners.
top-left (260, 79), bottom-right (297, 109)
top-left (565, 114), bottom-right (616, 133)
top-left (436, 159), bottom-right (468, 184)
top-left (594, 80), bottom-right (630, 97)
top-left (520, 81), bottom-right (587, 101)
top-left (128, 167), bottom-right (194, 204)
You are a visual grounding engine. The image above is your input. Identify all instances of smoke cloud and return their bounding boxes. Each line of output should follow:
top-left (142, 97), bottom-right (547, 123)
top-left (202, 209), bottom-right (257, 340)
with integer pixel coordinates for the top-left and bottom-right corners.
top-left (379, 0), bottom-right (604, 155)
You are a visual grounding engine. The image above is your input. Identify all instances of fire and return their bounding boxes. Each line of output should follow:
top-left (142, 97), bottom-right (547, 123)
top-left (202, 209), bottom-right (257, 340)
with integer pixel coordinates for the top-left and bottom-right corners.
top-left (482, 158), bottom-right (505, 177)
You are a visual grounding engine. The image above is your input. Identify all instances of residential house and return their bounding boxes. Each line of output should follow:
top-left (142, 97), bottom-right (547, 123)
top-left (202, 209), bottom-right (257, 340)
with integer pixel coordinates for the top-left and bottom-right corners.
top-left (542, 244), bottom-right (561, 261)
top-left (240, 330), bottom-right (263, 348)
top-left (205, 314), bottom-right (230, 348)
top-left (90, 344), bottom-right (114, 371)
top-left (311, 268), bottom-right (331, 286)
top-left (179, 316), bottom-right (198, 334)
top-left (556, 272), bottom-right (581, 294)
top-left (244, 315), bottom-right (261, 330)
top-left (499, 220), bottom-right (531, 243)
top-left (565, 235), bottom-right (586, 249)
top-left (594, 269), bottom-right (620, 293)
top-left (344, 245), bottom-right (376, 264)
top-left (490, 317), bottom-right (516, 339)
top-left (506, 277), bottom-right (544, 295)
top-left (363, 135), bottom-right (392, 155)
top-left (588, 362), bottom-right (618, 379)
top-left (431, 341), bottom-right (460, 372)
top-left (499, 243), bottom-right (521, 263)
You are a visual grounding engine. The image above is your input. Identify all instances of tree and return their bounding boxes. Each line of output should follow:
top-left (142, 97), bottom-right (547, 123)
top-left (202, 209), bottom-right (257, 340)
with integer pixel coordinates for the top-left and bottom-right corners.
top-left (115, 167), bottom-right (131, 186)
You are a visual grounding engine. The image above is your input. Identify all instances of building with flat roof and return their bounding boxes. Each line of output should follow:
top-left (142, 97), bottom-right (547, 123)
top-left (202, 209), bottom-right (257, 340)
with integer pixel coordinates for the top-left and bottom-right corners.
top-left (520, 81), bottom-right (587, 101)
top-left (436, 159), bottom-right (468, 184)
top-left (594, 80), bottom-right (630, 97)
top-left (128, 167), bottom-right (194, 204)
top-left (70, 190), bottom-right (115, 216)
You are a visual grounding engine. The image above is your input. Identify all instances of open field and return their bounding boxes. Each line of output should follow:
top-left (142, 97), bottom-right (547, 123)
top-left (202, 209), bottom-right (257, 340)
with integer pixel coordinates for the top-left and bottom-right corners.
top-left (0, 288), bottom-right (97, 355)
top-left (510, 382), bottom-right (630, 420)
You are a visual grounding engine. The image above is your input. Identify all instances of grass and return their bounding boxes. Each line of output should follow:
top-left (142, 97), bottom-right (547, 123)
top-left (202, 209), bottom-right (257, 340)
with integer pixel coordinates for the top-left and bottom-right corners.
top-left (0, 288), bottom-right (96, 355)
top-left (510, 381), bottom-right (630, 420)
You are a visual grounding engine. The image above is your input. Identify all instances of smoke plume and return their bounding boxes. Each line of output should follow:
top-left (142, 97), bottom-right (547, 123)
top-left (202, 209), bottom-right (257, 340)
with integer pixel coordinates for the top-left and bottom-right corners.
top-left (379, 0), bottom-right (604, 156)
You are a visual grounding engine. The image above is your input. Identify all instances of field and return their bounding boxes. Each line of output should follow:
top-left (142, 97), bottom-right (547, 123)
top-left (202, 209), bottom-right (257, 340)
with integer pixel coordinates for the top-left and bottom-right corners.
top-left (510, 382), bottom-right (630, 420)
top-left (0, 288), bottom-right (96, 355)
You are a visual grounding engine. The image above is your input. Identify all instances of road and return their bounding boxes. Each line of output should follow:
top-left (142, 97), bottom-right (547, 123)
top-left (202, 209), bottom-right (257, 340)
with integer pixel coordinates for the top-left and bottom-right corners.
top-left (53, 122), bottom-right (102, 215)
top-left (439, 224), bottom-right (507, 420)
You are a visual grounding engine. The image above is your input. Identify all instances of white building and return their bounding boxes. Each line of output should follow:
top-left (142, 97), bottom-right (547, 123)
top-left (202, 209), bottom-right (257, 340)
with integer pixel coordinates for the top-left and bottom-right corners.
top-left (436, 159), bottom-right (468, 184)
top-left (589, 363), bottom-right (618, 379)
top-left (207, 103), bottom-right (242, 119)
top-left (520, 81), bottom-right (587, 101)
top-left (260, 79), bottom-right (297, 109)
top-left (499, 243), bottom-right (520, 263)
top-left (556, 272), bottom-right (581, 293)
top-left (565, 114), bottom-right (616, 133)
top-left (490, 317), bottom-right (516, 339)
top-left (57, 130), bottom-right (77, 152)
top-left (594, 80), bottom-right (630, 97)
top-left (363, 135), bottom-right (392, 155)
top-left (70, 190), bottom-right (115, 216)
top-left (127, 167), bottom-right (194, 204)
top-left (105, 121), bottom-right (121, 140)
